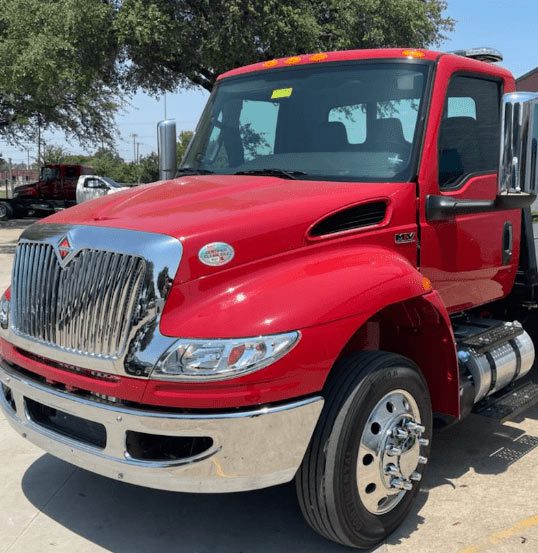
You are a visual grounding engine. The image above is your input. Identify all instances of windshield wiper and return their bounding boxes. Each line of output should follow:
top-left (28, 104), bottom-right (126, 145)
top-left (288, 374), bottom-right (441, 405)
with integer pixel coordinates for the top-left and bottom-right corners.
top-left (175, 167), bottom-right (215, 176)
top-left (234, 168), bottom-right (307, 180)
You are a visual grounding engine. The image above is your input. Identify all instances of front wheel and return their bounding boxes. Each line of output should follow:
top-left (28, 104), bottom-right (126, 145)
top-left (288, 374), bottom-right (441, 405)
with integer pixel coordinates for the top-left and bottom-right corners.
top-left (0, 201), bottom-right (13, 221)
top-left (296, 351), bottom-right (432, 549)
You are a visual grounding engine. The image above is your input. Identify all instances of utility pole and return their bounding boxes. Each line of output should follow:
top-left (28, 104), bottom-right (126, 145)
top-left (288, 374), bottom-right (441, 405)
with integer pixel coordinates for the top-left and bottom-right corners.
top-left (136, 142), bottom-right (142, 184)
top-left (130, 133), bottom-right (138, 163)
top-left (37, 123), bottom-right (41, 166)
top-left (8, 157), bottom-right (12, 197)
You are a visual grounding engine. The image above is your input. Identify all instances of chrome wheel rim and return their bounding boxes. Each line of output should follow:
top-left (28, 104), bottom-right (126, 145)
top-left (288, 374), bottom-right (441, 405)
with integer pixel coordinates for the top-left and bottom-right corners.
top-left (357, 389), bottom-right (429, 515)
top-left (0, 204), bottom-right (7, 219)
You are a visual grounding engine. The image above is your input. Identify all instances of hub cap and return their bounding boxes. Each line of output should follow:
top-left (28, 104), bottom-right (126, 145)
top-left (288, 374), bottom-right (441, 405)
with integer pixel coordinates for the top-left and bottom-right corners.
top-left (357, 389), bottom-right (428, 515)
top-left (0, 204), bottom-right (7, 218)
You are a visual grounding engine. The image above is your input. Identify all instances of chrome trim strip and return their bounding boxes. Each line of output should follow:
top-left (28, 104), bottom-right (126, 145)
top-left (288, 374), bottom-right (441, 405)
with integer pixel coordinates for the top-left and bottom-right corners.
top-left (0, 359), bottom-right (323, 493)
top-left (0, 224), bottom-right (183, 377)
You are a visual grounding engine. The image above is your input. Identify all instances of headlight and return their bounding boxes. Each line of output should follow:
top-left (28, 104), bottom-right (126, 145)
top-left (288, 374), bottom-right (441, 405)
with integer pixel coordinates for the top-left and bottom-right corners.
top-left (152, 331), bottom-right (300, 381)
top-left (0, 290), bottom-right (9, 330)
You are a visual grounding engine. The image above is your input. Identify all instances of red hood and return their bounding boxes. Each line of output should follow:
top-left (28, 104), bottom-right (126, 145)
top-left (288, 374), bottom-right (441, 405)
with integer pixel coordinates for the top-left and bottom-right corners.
top-left (43, 175), bottom-right (412, 282)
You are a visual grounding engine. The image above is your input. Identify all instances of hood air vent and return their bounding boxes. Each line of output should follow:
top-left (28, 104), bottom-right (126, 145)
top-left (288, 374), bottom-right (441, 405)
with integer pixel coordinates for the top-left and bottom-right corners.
top-left (310, 201), bottom-right (387, 237)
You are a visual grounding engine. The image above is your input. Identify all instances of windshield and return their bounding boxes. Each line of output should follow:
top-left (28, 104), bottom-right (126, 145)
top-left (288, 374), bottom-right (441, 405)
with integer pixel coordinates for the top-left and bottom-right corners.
top-left (101, 176), bottom-right (121, 188)
top-left (182, 61), bottom-right (430, 182)
top-left (40, 166), bottom-right (60, 181)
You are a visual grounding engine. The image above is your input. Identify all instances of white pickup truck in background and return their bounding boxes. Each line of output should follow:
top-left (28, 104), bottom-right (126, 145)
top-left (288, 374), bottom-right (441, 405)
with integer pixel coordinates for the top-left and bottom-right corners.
top-left (76, 175), bottom-right (137, 204)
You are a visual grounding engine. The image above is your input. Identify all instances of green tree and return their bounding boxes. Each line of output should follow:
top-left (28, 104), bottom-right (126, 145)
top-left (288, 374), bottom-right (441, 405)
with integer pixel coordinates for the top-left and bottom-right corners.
top-left (0, 0), bottom-right (453, 143)
top-left (137, 152), bottom-right (160, 183)
top-left (177, 131), bottom-right (194, 163)
top-left (43, 145), bottom-right (69, 164)
top-left (117, 0), bottom-right (454, 92)
top-left (0, 0), bottom-right (120, 145)
top-left (64, 147), bottom-right (160, 184)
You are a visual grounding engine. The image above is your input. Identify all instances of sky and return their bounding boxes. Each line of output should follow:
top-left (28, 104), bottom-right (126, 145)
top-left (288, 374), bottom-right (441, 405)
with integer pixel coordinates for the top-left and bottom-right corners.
top-left (2, 0), bottom-right (538, 165)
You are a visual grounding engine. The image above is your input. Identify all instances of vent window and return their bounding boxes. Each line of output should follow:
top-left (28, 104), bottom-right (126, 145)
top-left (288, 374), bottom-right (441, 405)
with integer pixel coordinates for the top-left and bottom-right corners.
top-left (310, 201), bottom-right (387, 237)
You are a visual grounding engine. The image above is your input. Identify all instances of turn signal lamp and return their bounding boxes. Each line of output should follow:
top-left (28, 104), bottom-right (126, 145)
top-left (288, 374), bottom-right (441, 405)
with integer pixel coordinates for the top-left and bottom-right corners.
top-left (422, 276), bottom-right (433, 292)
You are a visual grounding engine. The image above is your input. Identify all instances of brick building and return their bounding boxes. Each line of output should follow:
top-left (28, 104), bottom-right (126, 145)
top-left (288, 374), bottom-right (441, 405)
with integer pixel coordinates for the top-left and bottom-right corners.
top-left (516, 67), bottom-right (538, 91)
top-left (0, 168), bottom-right (38, 184)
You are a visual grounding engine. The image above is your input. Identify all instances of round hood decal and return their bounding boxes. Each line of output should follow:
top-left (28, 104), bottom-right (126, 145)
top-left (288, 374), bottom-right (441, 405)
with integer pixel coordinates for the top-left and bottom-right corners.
top-left (198, 242), bottom-right (235, 267)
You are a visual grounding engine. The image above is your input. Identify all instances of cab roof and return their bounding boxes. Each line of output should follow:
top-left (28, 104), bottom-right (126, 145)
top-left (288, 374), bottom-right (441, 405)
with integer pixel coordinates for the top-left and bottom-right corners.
top-left (218, 48), bottom-right (512, 81)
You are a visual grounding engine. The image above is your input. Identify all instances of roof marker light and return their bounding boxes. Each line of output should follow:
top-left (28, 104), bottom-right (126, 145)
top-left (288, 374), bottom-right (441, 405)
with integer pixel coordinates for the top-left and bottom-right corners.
top-left (263, 59), bottom-right (279, 68)
top-left (402, 49), bottom-right (426, 59)
top-left (309, 53), bottom-right (329, 62)
top-left (285, 56), bottom-right (302, 65)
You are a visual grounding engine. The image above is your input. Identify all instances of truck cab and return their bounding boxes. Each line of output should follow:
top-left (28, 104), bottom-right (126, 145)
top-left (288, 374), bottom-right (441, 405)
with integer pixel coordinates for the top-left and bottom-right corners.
top-left (76, 175), bottom-right (136, 204)
top-left (1, 48), bottom-right (538, 549)
top-left (0, 163), bottom-right (93, 220)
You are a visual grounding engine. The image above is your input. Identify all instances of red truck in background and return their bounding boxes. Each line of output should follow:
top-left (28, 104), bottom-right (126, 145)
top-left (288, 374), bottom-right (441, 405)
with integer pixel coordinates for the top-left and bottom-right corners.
top-left (1, 47), bottom-right (538, 549)
top-left (0, 163), bottom-right (93, 220)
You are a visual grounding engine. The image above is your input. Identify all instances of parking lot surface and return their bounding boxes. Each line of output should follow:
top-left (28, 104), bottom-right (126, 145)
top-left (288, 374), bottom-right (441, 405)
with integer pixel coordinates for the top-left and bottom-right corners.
top-left (0, 219), bottom-right (537, 553)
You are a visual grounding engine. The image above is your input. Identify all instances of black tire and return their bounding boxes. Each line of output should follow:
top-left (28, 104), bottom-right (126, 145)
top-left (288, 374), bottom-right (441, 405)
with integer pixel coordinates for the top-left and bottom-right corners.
top-left (0, 201), bottom-right (13, 221)
top-left (296, 351), bottom-right (432, 549)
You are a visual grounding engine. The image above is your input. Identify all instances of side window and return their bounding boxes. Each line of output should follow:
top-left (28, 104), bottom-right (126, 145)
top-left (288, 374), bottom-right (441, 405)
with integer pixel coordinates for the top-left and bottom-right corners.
top-left (239, 100), bottom-right (279, 161)
top-left (328, 104), bottom-right (366, 144)
top-left (447, 97), bottom-right (476, 119)
top-left (439, 75), bottom-right (501, 188)
top-left (65, 166), bottom-right (79, 179)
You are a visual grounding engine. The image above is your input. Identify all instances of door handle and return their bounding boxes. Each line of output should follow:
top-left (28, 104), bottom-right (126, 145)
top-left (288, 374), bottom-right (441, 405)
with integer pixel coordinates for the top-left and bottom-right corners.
top-left (502, 221), bottom-right (513, 265)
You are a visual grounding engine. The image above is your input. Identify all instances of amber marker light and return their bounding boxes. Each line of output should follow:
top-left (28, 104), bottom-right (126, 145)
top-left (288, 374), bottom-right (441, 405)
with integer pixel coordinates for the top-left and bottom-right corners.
top-left (309, 53), bottom-right (329, 62)
top-left (285, 56), bottom-right (302, 65)
top-left (422, 276), bottom-right (433, 292)
top-left (263, 59), bottom-right (279, 68)
top-left (402, 49), bottom-right (426, 59)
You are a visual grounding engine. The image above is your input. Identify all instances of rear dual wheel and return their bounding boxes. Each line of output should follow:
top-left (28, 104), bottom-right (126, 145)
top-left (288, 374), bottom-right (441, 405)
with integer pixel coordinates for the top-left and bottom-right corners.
top-left (296, 352), bottom-right (432, 549)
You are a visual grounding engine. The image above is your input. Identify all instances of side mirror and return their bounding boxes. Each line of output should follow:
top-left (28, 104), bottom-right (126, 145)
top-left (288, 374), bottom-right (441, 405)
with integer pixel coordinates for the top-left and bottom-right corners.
top-left (157, 120), bottom-right (177, 181)
top-left (498, 92), bottom-right (538, 207)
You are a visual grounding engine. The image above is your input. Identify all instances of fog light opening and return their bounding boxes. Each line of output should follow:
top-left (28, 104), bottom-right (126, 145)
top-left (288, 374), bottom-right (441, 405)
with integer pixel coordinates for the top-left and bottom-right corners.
top-left (126, 431), bottom-right (214, 462)
top-left (1, 384), bottom-right (16, 412)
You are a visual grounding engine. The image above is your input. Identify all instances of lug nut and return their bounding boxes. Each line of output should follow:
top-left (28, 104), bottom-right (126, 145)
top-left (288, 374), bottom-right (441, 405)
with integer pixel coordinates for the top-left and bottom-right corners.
top-left (386, 445), bottom-right (402, 456)
top-left (418, 456), bottom-right (428, 465)
top-left (385, 464), bottom-right (399, 476)
top-left (393, 428), bottom-right (409, 440)
top-left (406, 421), bottom-right (426, 434)
top-left (391, 478), bottom-right (413, 491)
top-left (419, 438), bottom-right (430, 447)
top-left (410, 471), bottom-right (422, 482)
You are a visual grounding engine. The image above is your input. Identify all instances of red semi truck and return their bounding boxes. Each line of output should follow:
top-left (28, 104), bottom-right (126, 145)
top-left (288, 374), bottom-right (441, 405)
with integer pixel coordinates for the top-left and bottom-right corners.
top-left (0, 163), bottom-right (93, 220)
top-left (1, 47), bottom-right (538, 549)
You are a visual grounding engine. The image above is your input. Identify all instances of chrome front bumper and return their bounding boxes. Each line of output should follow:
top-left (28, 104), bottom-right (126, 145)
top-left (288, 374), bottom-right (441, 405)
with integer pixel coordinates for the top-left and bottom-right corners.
top-left (0, 360), bottom-right (323, 493)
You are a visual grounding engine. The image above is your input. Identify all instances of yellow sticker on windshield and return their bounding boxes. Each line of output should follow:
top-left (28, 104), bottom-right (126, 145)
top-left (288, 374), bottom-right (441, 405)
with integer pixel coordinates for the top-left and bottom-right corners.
top-left (271, 87), bottom-right (293, 99)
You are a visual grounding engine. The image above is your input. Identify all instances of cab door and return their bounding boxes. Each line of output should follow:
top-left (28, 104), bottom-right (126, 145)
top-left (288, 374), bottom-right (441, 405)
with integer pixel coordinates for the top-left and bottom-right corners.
top-left (419, 57), bottom-right (521, 312)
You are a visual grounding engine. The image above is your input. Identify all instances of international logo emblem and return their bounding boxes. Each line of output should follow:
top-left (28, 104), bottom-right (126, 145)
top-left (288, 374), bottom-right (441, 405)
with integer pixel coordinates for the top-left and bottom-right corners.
top-left (55, 235), bottom-right (75, 266)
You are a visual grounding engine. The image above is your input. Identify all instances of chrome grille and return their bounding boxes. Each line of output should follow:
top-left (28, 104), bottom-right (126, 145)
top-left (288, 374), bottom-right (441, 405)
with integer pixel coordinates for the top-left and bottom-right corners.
top-left (11, 242), bottom-right (146, 359)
